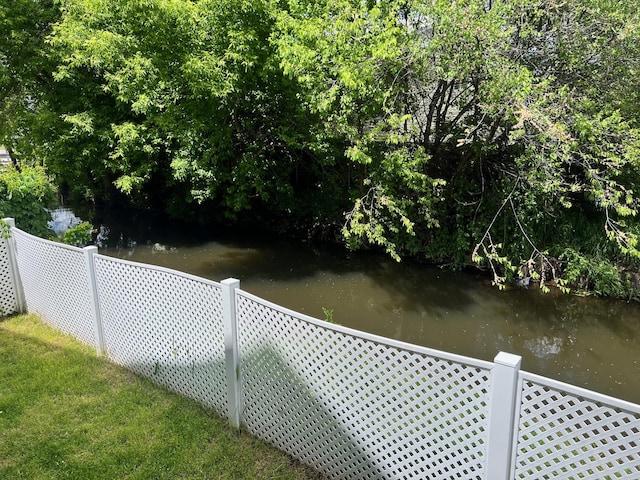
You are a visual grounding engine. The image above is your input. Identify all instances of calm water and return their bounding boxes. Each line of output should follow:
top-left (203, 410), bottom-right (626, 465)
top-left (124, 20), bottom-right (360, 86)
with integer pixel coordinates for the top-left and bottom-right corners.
top-left (90, 209), bottom-right (640, 404)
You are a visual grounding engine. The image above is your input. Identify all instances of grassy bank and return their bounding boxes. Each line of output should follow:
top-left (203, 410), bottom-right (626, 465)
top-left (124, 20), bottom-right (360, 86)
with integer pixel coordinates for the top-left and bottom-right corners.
top-left (0, 314), bottom-right (322, 479)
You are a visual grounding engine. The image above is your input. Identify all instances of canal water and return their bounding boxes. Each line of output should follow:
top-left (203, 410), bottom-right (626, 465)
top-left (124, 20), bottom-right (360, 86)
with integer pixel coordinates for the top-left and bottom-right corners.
top-left (85, 208), bottom-right (640, 404)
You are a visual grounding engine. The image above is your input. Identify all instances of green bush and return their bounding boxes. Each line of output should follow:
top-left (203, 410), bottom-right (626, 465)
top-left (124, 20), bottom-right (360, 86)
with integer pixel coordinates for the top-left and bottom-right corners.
top-left (0, 166), bottom-right (56, 237)
top-left (560, 248), bottom-right (632, 298)
top-left (61, 221), bottom-right (94, 247)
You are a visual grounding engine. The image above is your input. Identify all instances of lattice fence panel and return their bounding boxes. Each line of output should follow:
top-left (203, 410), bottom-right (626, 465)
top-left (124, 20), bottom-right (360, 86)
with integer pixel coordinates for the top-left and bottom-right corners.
top-left (12, 228), bottom-right (96, 347)
top-left (0, 237), bottom-right (17, 316)
top-left (514, 376), bottom-right (640, 479)
top-left (94, 255), bottom-right (227, 415)
top-left (236, 291), bottom-right (491, 480)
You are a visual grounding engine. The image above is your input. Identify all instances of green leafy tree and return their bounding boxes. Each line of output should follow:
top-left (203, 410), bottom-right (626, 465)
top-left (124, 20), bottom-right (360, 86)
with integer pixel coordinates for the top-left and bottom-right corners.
top-left (3, 0), bottom-right (640, 297)
top-left (48, 0), bottom-right (335, 223)
top-left (0, 0), bottom-right (60, 164)
top-left (471, 0), bottom-right (640, 290)
top-left (275, 0), bottom-right (450, 259)
top-left (277, 0), bottom-right (640, 294)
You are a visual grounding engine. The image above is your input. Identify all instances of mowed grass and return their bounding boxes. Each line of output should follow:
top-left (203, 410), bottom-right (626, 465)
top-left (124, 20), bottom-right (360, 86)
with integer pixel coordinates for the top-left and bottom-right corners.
top-left (0, 314), bottom-right (323, 480)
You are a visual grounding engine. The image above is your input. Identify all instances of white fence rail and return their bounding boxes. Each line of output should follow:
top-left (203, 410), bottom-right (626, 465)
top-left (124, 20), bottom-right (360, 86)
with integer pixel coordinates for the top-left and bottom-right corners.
top-left (2, 220), bottom-right (639, 479)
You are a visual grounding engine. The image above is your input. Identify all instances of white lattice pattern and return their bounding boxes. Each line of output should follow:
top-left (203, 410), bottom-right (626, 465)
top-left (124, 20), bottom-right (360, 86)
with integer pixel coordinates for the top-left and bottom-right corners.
top-left (94, 255), bottom-right (227, 415)
top-left (514, 378), bottom-right (640, 479)
top-left (0, 238), bottom-right (17, 316)
top-left (236, 291), bottom-right (491, 480)
top-left (10, 225), bottom-right (640, 480)
top-left (12, 229), bottom-right (96, 346)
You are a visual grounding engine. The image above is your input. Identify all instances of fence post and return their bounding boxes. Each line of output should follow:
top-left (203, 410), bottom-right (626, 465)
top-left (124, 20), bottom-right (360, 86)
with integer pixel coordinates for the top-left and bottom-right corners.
top-left (486, 351), bottom-right (522, 480)
top-left (3, 218), bottom-right (26, 313)
top-left (222, 278), bottom-right (241, 429)
top-left (83, 246), bottom-right (106, 357)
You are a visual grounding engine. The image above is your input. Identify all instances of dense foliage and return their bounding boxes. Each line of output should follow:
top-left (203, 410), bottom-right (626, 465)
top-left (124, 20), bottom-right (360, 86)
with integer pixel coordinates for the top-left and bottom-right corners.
top-left (2, 0), bottom-right (640, 297)
top-left (0, 166), bottom-right (57, 237)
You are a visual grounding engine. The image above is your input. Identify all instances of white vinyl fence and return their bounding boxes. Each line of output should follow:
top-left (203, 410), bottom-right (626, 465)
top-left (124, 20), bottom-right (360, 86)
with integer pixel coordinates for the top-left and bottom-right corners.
top-left (2, 219), bottom-right (639, 480)
top-left (0, 225), bottom-right (19, 316)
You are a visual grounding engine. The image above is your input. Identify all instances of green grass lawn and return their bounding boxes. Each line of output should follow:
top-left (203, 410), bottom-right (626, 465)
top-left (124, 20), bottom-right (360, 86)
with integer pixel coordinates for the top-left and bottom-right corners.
top-left (0, 314), bottom-right (323, 480)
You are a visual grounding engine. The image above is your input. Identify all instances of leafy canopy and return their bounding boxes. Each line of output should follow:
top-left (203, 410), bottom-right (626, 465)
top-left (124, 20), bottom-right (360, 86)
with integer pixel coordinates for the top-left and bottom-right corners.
top-left (2, 0), bottom-right (640, 296)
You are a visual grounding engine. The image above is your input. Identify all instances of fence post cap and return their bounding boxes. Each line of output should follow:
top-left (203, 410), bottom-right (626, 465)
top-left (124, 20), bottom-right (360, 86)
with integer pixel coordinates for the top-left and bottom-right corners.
top-left (83, 245), bottom-right (98, 253)
top-left (494, 351), bottom-right (522, 368)
top-left (221, 277), bottom-right (240, 287)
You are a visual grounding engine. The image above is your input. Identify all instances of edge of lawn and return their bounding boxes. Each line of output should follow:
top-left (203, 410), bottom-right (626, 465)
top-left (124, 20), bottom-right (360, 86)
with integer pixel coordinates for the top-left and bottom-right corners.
top-left (0, 314), bottom-right (323, 480)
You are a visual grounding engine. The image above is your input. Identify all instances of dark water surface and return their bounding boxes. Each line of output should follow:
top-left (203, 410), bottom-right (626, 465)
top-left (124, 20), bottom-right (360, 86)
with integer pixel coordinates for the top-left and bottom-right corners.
top-left (92, 209), bottom-right (640, 404)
